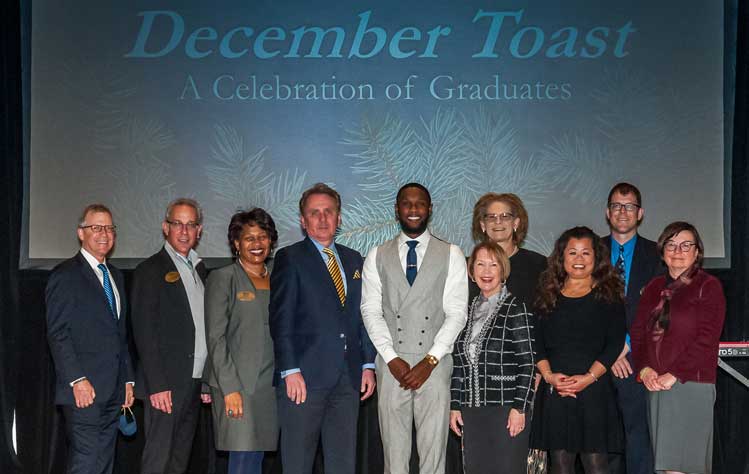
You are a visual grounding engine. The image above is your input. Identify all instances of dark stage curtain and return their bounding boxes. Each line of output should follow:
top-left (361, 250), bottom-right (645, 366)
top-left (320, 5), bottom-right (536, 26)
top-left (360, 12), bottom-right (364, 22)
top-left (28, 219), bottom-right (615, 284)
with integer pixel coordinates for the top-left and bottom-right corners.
top-left (0, 0), bottom-right (24, 473)
top-left (1, 1), bottom-right (747, 473)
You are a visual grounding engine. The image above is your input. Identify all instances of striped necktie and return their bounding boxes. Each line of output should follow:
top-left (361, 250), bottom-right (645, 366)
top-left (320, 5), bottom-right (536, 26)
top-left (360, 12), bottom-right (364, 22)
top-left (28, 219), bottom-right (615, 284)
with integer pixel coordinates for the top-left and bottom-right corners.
top-left (323, 247), bottom-right (346, 306)
top-left (97, 263), bottom-right (117, 318)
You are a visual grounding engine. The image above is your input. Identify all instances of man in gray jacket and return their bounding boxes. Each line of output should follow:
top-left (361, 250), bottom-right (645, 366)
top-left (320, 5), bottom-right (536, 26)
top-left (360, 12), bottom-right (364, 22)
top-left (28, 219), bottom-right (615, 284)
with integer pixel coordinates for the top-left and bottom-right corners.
top-left (361, 183), bottom-right (468, 474)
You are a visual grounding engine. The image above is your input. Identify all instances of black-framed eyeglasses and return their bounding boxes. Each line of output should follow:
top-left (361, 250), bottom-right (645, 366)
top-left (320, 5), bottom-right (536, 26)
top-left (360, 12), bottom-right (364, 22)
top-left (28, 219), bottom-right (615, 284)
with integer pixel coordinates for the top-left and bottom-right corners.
top-left (166, 220), bottom-right (200, 231)
top-left (608, 202), bottom-right (641, 213)
top-left (79, 224), bottom-right (117, 234)
top-left (482, 212), bottom-right (515, 223)
top-left (664, 241), bottom-right (696, 253)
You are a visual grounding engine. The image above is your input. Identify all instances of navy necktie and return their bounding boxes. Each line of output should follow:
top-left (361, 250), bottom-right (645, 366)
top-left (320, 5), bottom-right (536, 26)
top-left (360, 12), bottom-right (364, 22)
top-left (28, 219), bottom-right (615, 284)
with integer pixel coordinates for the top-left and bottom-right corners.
top-left (616, 244), bottom-right (626, 281)
top-left (406, 240), bottom-right (419, 286)
top-left (98, 263), bottom-right (117, 318)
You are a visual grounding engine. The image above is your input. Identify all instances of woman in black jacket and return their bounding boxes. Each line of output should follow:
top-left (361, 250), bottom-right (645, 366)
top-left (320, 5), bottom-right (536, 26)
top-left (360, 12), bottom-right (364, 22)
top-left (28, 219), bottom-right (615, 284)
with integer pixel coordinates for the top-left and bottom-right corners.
top-left (450, 241), bottom-right (536, 474)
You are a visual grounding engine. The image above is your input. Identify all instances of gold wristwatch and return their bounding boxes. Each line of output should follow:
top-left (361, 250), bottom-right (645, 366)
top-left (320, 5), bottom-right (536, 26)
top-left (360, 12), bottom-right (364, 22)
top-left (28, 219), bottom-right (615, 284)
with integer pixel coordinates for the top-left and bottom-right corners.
top-left (425, 354), bottom-right (439, 367)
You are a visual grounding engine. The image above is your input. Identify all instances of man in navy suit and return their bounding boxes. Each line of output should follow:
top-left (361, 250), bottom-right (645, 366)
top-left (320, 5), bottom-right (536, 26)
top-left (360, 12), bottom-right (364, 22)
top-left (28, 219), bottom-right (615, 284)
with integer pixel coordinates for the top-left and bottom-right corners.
top-left (603, 183), bottom-right (662, 474)
top-left (269, 183), bottom-right (377, 474)
top-left (46, 204), bottom-right (134, 474)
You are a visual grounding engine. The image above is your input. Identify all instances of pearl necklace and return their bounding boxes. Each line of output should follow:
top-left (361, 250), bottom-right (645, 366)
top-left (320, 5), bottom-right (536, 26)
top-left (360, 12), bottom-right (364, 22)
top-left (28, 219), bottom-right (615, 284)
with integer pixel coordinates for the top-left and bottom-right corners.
top-left (239, 258), bottom-right (268, 278)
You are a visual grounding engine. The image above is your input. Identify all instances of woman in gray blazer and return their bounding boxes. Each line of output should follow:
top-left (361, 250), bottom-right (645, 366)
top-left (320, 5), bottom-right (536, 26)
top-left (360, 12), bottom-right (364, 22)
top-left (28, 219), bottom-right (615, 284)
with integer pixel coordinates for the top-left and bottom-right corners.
top-left (204, 208), bottom-right (279, 474)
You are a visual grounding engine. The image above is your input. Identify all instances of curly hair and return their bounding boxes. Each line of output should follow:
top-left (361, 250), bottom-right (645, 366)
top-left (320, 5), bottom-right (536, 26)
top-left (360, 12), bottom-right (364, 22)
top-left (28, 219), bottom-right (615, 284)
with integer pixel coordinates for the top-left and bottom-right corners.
top-left (227, 208), bottom-right (279, 257)
top-left (535, 226), bottom-right (623, 314)
top-left (471, 193), bottom-right (529, 245)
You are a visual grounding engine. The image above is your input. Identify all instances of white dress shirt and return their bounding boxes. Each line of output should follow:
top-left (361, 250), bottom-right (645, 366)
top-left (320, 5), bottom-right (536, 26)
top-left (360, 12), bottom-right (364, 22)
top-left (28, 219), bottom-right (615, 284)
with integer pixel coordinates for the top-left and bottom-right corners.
top-left (361, 230), bottom-right (468, 363)
top-left (80, 248), bottom-right (121, 318)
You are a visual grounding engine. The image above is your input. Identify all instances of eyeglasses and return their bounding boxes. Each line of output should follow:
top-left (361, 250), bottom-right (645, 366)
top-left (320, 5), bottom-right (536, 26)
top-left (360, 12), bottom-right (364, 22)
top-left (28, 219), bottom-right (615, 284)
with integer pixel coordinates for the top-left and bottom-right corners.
top-left (79, 224), bottom-right (117, 234)
top-left (166, 220), bottom-right (200, 231)
top-left (664, 241), bottom-right (696, 253)
top-left (608, 202), bottom-right (641, 213)
top-left (482, 212), bottom-right (515, 223)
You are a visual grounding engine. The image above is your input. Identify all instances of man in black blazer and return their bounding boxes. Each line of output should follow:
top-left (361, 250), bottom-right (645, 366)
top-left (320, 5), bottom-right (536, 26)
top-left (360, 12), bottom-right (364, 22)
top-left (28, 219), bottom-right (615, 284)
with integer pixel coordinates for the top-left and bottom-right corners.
top-left (46, 204), bottom-right (134, 474)
top-left (603, 183), bottom-right (662, 474)
top-left (131, 198), bottom-right (211, 474)
top-left (270, 183), bottom-right (377, 474)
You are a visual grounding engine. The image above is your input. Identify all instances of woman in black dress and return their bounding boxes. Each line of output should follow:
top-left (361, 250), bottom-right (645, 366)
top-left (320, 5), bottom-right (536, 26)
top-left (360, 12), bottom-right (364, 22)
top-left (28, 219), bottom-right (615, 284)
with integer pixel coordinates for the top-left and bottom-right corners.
top-left (530, 226), bottom-right (626, 474)
top-left (470, 193), bottom-right (547, 305)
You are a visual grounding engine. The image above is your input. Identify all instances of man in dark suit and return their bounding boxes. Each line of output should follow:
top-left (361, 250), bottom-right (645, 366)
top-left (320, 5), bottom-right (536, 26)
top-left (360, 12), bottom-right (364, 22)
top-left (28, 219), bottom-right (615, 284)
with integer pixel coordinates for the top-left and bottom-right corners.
top-left (131, 198), bottom-right (211, 474)
top-left (46, 203), bottom-right (134, 474)
top-left (269, 183), bottom-right (377, 474)
top-left (603, 183), bottom-right (661, 474)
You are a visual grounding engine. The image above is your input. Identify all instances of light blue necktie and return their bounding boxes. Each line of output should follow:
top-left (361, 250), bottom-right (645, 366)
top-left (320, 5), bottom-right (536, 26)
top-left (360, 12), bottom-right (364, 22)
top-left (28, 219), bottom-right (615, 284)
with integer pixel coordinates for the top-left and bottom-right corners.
top-left (98, 263), bottom-right (117, 318)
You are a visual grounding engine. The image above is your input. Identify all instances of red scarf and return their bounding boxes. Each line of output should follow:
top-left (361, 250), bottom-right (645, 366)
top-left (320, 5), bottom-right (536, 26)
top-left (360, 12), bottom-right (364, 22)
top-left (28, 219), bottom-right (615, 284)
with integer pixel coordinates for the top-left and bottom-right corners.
top-left (647, 265), bottom-right (699, 342)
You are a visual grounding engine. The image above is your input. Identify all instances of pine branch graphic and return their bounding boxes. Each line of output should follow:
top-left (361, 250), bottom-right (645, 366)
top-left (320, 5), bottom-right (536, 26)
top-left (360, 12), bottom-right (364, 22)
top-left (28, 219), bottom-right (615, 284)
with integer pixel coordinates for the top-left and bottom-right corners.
top-left (202, 124), bottom-right (309, 254)
top-left (339, 107), bottom-right (548, 255)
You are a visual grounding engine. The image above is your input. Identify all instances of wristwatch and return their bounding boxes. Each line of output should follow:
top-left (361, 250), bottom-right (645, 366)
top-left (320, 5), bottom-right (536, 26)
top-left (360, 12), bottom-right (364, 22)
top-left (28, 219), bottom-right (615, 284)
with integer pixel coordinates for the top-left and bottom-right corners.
top-left (425, 354), bottom-right (439, 367)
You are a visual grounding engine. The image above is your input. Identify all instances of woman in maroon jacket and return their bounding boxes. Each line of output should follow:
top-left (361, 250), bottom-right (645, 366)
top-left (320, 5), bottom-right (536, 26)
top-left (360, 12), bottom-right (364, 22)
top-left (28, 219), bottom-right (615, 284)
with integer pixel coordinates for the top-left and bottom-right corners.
top-left (631, 221), bottom-right (725, 474)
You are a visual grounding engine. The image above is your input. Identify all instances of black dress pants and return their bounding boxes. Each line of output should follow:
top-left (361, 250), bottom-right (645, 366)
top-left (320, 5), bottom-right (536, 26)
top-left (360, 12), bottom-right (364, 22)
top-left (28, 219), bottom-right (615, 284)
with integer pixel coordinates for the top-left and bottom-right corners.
top-left (141, 379), bottom-right (202, 474)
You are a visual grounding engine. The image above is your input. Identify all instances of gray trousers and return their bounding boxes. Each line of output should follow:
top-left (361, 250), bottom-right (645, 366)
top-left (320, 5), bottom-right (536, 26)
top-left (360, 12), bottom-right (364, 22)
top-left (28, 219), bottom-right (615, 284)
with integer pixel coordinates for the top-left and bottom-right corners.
top-left (375, 353), bottom-right (452, 474)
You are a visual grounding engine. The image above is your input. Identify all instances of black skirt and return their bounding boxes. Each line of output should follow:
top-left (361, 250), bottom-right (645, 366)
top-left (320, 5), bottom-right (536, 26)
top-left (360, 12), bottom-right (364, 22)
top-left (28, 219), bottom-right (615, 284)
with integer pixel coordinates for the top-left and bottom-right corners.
top-left (530, 376), bottom-right (623, 453)
top-left (461, 405), bottom-right (530, 474)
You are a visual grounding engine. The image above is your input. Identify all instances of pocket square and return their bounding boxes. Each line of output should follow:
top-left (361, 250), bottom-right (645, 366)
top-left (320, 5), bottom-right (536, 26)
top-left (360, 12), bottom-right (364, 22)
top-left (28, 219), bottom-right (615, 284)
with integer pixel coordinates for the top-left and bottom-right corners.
top-left (353, 270), bottom-right (361, 279)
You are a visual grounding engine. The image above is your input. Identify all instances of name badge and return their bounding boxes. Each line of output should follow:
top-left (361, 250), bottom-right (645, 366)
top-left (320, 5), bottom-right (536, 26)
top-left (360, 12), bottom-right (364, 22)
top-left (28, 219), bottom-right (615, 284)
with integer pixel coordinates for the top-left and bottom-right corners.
top-left (165, 271), bottom-right (181, 283)
top-left (237, 291), bottom-right (255, 302)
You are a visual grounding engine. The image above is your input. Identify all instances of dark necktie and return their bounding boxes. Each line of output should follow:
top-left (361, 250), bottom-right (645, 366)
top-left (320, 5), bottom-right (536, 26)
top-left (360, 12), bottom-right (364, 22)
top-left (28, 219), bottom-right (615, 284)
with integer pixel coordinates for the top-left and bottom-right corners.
top-left (98, 263), bottom-right (117, 318)
top-left (616, 244), bottom-right (626, 281)
top-left (406, 240), bottom-right (419, 286)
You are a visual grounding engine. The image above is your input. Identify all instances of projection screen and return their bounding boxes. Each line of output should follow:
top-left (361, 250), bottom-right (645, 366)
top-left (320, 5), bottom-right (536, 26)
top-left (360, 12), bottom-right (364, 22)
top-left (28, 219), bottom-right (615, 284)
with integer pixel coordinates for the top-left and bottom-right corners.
top-left (23, 0), bottom-right (728, 268)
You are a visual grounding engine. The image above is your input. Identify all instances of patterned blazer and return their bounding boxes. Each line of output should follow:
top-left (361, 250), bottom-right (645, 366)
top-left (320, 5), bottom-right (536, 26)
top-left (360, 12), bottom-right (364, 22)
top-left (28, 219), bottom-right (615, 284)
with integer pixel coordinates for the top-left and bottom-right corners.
top-left (450, 292), bottom-right (535, 413)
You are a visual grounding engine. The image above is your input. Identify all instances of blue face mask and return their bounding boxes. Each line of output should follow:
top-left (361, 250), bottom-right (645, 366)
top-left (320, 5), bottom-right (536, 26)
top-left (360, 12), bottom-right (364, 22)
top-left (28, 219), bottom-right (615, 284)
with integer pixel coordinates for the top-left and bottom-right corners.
top-left (118, 406), bottom-right (137, 436)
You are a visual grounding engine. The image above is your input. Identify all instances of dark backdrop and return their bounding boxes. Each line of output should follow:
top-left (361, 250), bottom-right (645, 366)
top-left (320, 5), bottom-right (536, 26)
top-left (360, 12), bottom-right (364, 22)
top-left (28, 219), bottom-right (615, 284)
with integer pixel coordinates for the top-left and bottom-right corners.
top-left (2, 1), bottom-right (748, 473)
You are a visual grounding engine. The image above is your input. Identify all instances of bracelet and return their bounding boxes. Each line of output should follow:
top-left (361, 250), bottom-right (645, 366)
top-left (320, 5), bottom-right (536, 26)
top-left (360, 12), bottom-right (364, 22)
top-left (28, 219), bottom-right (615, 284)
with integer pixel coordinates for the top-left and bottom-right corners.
top-left (639, 367), bottom-right (652, 379)
top-left (587, 371), bottom-right (598, 382)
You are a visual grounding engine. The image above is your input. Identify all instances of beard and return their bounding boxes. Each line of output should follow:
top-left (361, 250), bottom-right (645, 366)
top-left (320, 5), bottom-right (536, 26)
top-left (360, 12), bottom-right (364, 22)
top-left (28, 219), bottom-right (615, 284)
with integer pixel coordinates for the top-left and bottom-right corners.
top-left (399, 217), bottom-right (429, 236)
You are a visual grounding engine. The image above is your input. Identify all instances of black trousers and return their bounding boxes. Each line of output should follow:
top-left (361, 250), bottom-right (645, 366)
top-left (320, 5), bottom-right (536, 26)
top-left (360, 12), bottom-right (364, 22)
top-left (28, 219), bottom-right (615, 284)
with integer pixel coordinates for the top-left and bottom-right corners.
top-left (141, 379), bottom-right (202, 474)
top-left (61, 384), bottom-right (123, 474)
top-left (276, 369), bottom-right (359, 474)
top-left (608, 372), bottom-right (654, 474)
